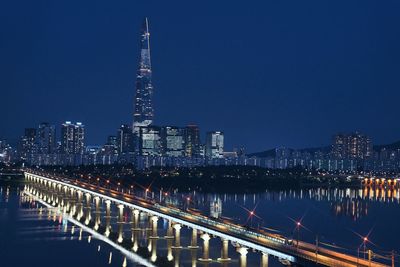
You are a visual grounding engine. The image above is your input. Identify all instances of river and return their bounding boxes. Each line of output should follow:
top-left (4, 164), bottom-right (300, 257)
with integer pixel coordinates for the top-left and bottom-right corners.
top-left (0, 178), bottom-right (398, 266)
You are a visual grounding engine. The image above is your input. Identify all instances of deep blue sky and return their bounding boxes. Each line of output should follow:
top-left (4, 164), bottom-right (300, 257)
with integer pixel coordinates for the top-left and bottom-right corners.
top-left (1, 0), bottom-right (400, 152)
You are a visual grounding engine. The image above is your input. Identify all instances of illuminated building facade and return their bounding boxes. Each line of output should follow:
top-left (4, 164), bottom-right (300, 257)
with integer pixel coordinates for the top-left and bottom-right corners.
top-left (61, 121), bottom-right (85, 155)
top-left (185, 125), bottom-right (201, 158)
top-left (332, 132), bottom-right (372, 159)
top-left (36, 122), bottom-right (56, 154)
top-left (133, 17), bottom-right (154, 130)
top-left (139, 126), bottom-right (163, 156)
top-left (162, 126), bottom-right (186, 157)
top-left (206, 131), bottom-right (224, 159)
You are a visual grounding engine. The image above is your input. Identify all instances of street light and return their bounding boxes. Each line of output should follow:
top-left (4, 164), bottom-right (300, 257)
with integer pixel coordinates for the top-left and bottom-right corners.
top-left (363, 237), bottom-right (368, 260)
top-left (296, 221), bottom-right (301, 248)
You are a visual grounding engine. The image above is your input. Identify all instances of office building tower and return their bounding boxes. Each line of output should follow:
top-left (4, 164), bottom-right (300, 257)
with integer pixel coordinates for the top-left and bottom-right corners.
top-left (348, 132), bottom-right (372, 159)
top-left (133, 17), bottom-right (154, 130)
top-left (74, 122), bottom-right (85, 154)
top-left (185, 124), bottom-right (201, 158)
top-left (19, 128), bottom-right (36, 162)
top-left (61, 121), bottom-right (85, 154)
top-left (139, 126), bottom-right (163, 156)
top-left (205, 131), bottom-right (224, 159)
top-left (117, 124), bottom-right (134, 154)
top-left (162, 126), bottom-right (185, 157)
top-left (36, 123), bottom-right (56, 154)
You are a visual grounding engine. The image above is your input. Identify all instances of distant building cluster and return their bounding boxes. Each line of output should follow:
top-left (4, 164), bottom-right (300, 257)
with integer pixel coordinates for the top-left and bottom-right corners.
top-left (13, 122), bottom-right (86, 166)
top-left (251, 132), bottom-right (400, 173)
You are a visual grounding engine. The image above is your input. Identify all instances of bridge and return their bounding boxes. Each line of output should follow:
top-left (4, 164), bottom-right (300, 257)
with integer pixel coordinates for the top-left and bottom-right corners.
top-left (24, 170), bottom-right (390, 267)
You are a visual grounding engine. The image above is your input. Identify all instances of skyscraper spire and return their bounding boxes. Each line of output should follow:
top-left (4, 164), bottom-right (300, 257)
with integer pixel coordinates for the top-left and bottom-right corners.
top-left (133, 17), bottom-right (154, 129)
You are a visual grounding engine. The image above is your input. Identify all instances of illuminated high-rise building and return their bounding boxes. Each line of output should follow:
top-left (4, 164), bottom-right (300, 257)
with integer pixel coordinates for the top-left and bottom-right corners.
top-left (61, 121), bottom-right (85, 154)
top-left (205, 131), bottom-right (224, 159)
top-left (139, 126), bottom-right (163, 156)
top-left (19, 128), bottom-right (36, 162)
top-left (36, 122), bottom-right (56, 154)
top-left (162, 126), bottom-right (186, 157)
top-left (332, 132), bottom-right (372, 160)
top-left (117, 124), bottom-right (134, 153)
top-left (133, 17), bottom-right (154, 130)
top-left (185, 125), bottom-right (201, 158)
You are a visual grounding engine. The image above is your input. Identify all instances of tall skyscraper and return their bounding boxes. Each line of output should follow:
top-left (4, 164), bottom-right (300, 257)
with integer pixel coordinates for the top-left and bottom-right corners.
top-left (332, 132), bottom-right (372, 160)
top-left (36, 123), bottom-right (56, 154)
top-left (18, 128), bottom-right (36, 162)
top-left (139, 126), bottom-right (163, 156)
top-left (61, 121), bottom-right (85, 154)
top-left (162, 126), bottom-right (186, 157)
top-left (133, 18), bottom-right (154, 130)
top-left (205, 131), bottom-right (224, 159)
top-left (117, 124), bottom-right (134, 154)
top-left (185, 125), bottom-right (201, 158)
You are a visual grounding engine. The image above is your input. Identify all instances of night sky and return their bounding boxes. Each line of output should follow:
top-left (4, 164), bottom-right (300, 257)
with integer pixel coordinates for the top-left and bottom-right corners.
top-left (1, 0), bottom-right (400, 152)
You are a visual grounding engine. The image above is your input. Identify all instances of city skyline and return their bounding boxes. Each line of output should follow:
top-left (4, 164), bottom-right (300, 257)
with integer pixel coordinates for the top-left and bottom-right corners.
top-left (1, 1), bottom-right (400, 152)
top-left (1, 2), bottom-right (400, 265)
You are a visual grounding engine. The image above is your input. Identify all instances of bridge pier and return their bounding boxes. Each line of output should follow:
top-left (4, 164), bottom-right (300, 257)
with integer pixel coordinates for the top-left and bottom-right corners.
top-left (131, 209), bottom-right (140, 230)
top-left (237, 247), bottom-right (248, 267)
top-left (218, 238), bottom-right (231, 261)
top-left (172, 224), bottom-right (182, 248)
top-left (188, 228), bottom-right (199, 248)
top-left (150, 216), bottom-right (159, 239)
top-left (198, 233), bottom-right (212, 262)
top-left (117, 204), bottom-right (124, 243)
top-left (260, 252), bottom-right (269, 267)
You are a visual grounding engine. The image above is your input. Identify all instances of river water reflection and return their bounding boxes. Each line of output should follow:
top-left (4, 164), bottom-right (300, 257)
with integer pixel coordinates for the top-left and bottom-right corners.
top-left (0, 182), bottom-right (398, 267)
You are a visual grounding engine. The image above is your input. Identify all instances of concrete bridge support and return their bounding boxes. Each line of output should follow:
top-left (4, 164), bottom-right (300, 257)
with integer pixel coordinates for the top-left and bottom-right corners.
top-left (199, 233), bottom-right (212, 262)
top-left (172, 224), bottom-right (182, 248)
top-left (188, 228), bottom-right (199, 248)
top-left (218, 239), bottom-right (231, 261)
top-left (237, 247), bottom-right (249, 267)
top-left (260, 252), bottom-right (269, 267)
top-left (131, 209), bottom-right (140, 230)
top-left (150, 216), bottom-right (159, 239)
